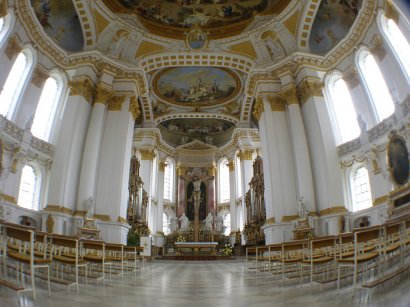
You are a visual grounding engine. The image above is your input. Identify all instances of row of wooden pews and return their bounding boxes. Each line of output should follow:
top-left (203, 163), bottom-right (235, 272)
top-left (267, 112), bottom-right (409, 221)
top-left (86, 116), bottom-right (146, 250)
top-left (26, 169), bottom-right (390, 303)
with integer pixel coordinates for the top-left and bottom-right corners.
top-left (0, 220), bottom-right (145, 304)
top-left (245, 216), bottom-right (410, 297)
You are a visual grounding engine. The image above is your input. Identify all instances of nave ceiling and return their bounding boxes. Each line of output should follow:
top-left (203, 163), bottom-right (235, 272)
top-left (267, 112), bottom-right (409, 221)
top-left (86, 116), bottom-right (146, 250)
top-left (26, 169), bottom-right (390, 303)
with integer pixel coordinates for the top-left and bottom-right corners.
top-left (23, 0), bottom-right (369, 148)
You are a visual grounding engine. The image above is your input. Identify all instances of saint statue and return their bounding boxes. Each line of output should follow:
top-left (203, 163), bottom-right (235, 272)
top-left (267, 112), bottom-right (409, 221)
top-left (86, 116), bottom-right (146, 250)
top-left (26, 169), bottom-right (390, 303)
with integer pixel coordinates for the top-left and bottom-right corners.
top-left (204, 212), bottom-right (213, 231)
top-left (297, 196), bottom-right (308, 219)
top-left (216, 215), bottom-right (224, 232)
top-left (179, 213), bottom-right (189, 231)
top-left (170, 216), bottom-right (178, 233)
top-left (85, 196), bottom-right (95, 219)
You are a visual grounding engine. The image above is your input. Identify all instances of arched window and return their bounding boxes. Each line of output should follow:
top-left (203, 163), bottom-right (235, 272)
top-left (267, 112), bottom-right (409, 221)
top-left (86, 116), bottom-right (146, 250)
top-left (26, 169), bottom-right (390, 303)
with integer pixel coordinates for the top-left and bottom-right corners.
top-left (31, 76), bottom-right (62, 141)
top-left (219, 158), bottom-right (230, 203)
top-left (162, 212), bottom-right (170, 235)
top-left (0, 12), bottom-right (16, 48)
top-left (357, 49), bottom-right (395, 122)
top-left (325, 74), bottom-right (360, 144)
top-left (163, 158), bottom-right (174, 201)
top-left (0, 50), bottom-right (33, 119)
top-left (235, 154), bottom-right (242, 198)
top-left (18, 165), bottom-right (40, 211)
top-left (379, 14), bottom-right (410, 81)
top-left (224, 212), bottom-right (231, 236)
top-left (351, 166), bottom-right (372, 212)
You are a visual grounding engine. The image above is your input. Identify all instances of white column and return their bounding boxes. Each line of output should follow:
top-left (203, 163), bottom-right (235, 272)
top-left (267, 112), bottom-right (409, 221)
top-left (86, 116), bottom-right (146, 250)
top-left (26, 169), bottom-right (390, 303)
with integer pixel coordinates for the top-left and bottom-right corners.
top-left (77, 83), bottom-right (110, 213)
top-left (139, 148), bottom-right (155, 231)
top-left (239, 150), bottom-right (253, 226)
top-left (283, 87), bottom-right (316, 214)
top-left (228, 159), bottom-right (237, 233)
top-left (299, 77), bottom-right (344, 213)
top-left (156, 159), bottom-right (166, 235)
top-left (47, 80), bottom-right (92, 214)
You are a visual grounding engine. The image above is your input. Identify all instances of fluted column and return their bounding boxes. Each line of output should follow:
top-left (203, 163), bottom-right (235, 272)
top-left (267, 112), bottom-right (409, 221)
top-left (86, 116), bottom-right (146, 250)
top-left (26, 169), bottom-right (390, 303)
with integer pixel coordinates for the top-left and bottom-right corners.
top-left (238, 150), bottom-right (253, 228)
top-left (228, 158), bottom-right (237, 232)
top-left (282, 85), bottom-right (316, 215)
top-left (139, 148), bottom-right (156, 232)
top-left (156, 158), bottom-right (166, 235)
top-left (177, 166), bottom-right (187, 217)
top-left (77, 83), bottom-right (111, 214)
top-left (207, 165), bottom-right (216, 215)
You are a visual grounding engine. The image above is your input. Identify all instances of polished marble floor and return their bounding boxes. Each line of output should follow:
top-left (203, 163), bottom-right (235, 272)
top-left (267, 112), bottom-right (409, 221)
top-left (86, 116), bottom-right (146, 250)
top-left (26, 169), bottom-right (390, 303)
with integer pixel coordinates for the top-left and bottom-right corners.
top-left (0, 259), bottom-right (410, 307)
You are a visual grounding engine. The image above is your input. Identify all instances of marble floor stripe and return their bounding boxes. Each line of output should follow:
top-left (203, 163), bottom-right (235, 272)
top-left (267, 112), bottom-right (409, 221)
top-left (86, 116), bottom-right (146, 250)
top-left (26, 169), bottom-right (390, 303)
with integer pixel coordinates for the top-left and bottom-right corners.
top-left (0, 259), bottom-right (409, 307)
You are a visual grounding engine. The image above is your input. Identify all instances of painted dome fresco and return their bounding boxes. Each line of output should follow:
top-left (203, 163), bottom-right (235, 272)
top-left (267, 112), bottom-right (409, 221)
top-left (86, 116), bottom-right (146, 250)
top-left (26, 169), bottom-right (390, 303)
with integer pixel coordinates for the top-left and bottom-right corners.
top-left (102, 0), bottom-right (292, 38)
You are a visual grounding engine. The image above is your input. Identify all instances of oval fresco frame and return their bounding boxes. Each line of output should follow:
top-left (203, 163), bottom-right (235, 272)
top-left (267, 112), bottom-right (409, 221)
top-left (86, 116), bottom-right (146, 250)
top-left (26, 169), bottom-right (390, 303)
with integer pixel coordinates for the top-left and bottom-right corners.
top-left (387, 134), bottom-right (410, 186)
top-left (152, 67), bottom-right (241, 107)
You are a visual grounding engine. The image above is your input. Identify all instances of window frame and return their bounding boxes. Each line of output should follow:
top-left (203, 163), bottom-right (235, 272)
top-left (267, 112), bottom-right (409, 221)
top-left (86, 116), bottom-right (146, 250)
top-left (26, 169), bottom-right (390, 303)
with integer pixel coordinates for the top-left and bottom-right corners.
top-left (218, 157), bottom-right (230, 203)
top-left (349, 165), bottom-right (373, 213)
top-left (163, 157), bottom-right (174, 202)
top-left (17, 163), bottom-right (42, 211)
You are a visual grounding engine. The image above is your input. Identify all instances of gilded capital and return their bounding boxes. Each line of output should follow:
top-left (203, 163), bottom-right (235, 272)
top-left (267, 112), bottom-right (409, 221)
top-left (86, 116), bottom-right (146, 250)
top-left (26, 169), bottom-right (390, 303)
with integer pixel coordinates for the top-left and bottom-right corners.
top-left (238, 150), bottom-right (253, 161)
top-left (5, 36), bottom-right (22, 61)
top-left (281, 86), bottom-right (299, 105)
top-left (227, 159), bottom-right (235, 172)
top-left (107, 95), bottom-right (125, 111)
top-left (252, 96), bottom-right (265, 121)
top-left (94, 84), bottom-right (112, 106)
top-left (68, 79), bottom-right (95, 104)
top-left (207, 165), bottom-right (216, 177)
top-left (177, 166), bottom-right (187, 176)
top-left (140, 149), bottom-right (156, 161)
top-left (297, 79), bottom-right (324, 105)
top-left (159, 159), bottom-right (167, 172)
top-left (267, 95), bottom-right (286, 112)
top-left (31, 66), bottom-right (49, 88)
top-left (129, 96), bottom-right (141, 120)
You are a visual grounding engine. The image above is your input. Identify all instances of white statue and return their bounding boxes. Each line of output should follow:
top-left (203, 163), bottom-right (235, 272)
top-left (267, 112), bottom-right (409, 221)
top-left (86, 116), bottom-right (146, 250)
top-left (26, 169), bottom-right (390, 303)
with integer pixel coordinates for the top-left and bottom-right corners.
top-left (170, 216), bottom-right (178, 233)
top-left (204, 212), bottom-right (213, 231)
top-left (85, 196), bottom-right (95, 219)
top-left (297, 196), bottom-right (308, 219)
top-left (179, 213), bottom-right (189, 231)
top-left (216, 215), bottom-right (224, 232)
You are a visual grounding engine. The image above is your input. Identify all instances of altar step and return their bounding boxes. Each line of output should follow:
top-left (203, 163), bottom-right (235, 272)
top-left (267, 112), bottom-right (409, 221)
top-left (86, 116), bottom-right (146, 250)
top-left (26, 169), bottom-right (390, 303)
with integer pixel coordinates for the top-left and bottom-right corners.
top-left (156, 255), bottom-right (236, 261)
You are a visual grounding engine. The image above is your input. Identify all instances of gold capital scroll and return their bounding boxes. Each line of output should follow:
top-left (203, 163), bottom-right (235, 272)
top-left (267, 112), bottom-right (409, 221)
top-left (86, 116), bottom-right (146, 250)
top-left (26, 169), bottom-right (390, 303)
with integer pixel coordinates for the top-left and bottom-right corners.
top-left (129, 96), bottom-right (141, 120)
top-left (107, 96), bottom-right (125, 111)
top-left (140, 149), bottom-right (156, 161)
top-left (267, 95), bottom-right (286, 112)
top-left (238, 149), bottom-right (253, 161)
top-left (5, 36), bottom-right (21, 61)
top-left (159, 159), bottom-right (167, 172)
top-left (298, 79), bottom-right (324, 105)
top-left (227, 159), bottom-right (235, 172)
top-left (252, 96), bottom-right (265, 121)
top-left (281, 85), bottom-right (299, 105)
top-left (68, 79), bottom-right (95, 104)
top-left (177, 166), bottom-right (186, 176)
top-left (94, 84), bottom-right (112, 106)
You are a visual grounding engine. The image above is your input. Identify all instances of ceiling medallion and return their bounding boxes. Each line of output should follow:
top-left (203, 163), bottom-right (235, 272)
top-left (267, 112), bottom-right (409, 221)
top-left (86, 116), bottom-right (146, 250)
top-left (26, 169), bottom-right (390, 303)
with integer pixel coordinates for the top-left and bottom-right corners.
top-left (186, 26), bottom-right (208, 51)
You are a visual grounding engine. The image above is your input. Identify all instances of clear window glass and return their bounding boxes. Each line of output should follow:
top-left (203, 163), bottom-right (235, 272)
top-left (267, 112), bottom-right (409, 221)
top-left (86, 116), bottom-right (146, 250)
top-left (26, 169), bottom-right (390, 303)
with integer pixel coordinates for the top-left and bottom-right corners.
top-left (219, 159), bottom-right (230, 202)
top-left (0, 52), bottom-right (28, 118)
top-left (352, 166), bottom-right (372, 212)
top-left (327, 77), bottom-right (360, 144)
top-left (31, 77), bottom-right (59, 141)
top-left (18, 165), bottom-right (39, 211)
top-left (359, 51), bottom-right (395, 122)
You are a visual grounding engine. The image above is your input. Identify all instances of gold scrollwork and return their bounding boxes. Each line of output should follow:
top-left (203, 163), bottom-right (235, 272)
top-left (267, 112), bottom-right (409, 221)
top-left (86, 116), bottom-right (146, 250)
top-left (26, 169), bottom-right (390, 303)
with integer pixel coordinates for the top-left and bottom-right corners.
top-left (238, 150), bottom-right (253, 161)
top-left (129, 96), bottom-right (141, 120)
top-left (252, 96), bottom-right (264, 121)
top-left (68, 79), bottom-right (95, 104)
top-left (107, 95), bottom-right (125, 111)
top-left (140, 149), bottom-right (156, 161)
top-left (94, 84), bottom-right (113, 106)
top-left (297, 79), bottom-right (324, 105)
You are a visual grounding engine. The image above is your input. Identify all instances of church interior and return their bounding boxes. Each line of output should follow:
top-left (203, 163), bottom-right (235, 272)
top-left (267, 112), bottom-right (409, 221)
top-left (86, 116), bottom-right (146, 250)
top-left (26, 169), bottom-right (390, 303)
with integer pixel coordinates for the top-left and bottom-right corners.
top-left (0, 0), bottom-right (410, 305)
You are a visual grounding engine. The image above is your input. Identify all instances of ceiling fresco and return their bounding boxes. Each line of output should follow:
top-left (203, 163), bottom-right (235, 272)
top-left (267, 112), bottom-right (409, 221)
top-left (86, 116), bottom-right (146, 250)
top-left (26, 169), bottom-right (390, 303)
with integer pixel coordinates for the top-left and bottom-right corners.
top-left (104, 0), bottom-right (291, 38)
top-left (309, 0), bottom-right (362, 54)
top-left (31, 0), bottom-right (84, 52)
top-left (153, 67), bottom-right (240, 107)
top-left (158, 118), bottom-right (235, 148)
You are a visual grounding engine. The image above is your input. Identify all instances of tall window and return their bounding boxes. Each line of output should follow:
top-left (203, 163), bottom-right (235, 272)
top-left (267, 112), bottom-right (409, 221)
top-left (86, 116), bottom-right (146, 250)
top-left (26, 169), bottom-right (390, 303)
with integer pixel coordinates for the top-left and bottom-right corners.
top-left (0, 51), bottom-right (32, 119)
top-left (31, 76), bottom-right (61, 141)
top-left (352, 166), bottom-right (372, 212)
top-left (18, 165), bottom-right (40, 211)
top-left (326, 75), bottom-right (360, 144)
top-left (357, 50), bottom-right (395, 122)
top-left (163, 158), bottom-right (174, 201)
top-left (224, 213), bottom-right (231, 236)
top-left (219, 158), bottom-right (230, 202)
top-left (380, 14), bottom-right (410, 81)
top-left (162, 213), bottom-right (170, 235)
top-left (236, 154), bottom-right (242, 198)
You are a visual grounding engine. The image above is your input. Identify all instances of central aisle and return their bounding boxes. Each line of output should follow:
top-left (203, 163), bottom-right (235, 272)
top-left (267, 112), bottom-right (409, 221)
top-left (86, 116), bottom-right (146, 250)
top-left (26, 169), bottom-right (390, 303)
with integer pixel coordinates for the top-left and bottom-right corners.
top-left (1, 260), bottom-right (409, 306)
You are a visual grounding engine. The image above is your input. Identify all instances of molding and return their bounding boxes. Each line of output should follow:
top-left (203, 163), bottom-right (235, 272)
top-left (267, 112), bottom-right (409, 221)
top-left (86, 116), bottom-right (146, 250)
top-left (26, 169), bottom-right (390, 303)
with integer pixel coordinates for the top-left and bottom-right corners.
top-left (0, 193), bottom-right (17, 204)
top-left (281, 215), bottom-right (299, 222)
top-left (93, 214), bottom-right (111, 221)
top-left (117, 216), bottom-right (128, 224)
top-left (43, 205), bottom-right (73, 215)
top-left (73, 210), bottom-right (87, 217)
top-left (319, 206), bottom-right (347, 216)
top-left (373, 195), bottom-right (388, 207)
top-left (264, 217), bottom-right (276, 225)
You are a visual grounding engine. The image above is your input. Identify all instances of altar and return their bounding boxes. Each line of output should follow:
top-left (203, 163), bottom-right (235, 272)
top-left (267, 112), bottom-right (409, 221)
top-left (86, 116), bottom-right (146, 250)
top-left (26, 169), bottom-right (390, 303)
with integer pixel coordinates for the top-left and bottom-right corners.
top-left (175, 242), bottom-right (218, 255)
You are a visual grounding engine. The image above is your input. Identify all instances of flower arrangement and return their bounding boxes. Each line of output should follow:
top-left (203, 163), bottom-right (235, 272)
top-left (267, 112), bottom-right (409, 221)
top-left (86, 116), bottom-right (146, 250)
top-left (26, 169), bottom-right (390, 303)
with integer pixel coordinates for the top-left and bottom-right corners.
top-left (221, 244), bottom-right (233, 256)
top-left (176, 235), bottom-right (186, 242)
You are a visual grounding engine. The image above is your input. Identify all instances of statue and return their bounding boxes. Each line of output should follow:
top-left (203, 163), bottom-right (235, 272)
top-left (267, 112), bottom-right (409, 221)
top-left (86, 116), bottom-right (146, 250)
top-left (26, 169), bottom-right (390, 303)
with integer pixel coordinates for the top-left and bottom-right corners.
top-left (193, 176), bottom-right (201, 193)
top-left (297, 196), bottom-right (308, 219)
top-left (170, 216), bottom-right (178, 233)
top-left (179, 213), bottom-right (189, 231)
top-left (85, 196), bottom-right (95, 219)
top-left (204, 212), bottom-right (213, 231)
top-left (216, 215), bottom-right (224, 232)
